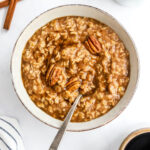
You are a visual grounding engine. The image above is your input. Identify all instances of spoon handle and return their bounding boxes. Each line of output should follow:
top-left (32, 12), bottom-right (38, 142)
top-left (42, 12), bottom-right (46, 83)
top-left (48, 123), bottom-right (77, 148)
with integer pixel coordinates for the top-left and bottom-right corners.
top-left (49, 94), bottom-right (82, 150)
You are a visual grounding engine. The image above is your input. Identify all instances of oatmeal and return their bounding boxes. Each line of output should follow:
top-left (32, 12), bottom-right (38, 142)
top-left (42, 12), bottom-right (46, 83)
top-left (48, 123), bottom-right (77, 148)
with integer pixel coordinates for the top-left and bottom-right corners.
top-left (21, 16), bottom-right (129, 122)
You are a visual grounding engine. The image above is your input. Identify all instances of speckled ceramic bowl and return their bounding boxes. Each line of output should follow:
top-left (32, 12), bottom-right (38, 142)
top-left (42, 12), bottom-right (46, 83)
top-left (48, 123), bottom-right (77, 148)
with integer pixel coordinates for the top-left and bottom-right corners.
top-left (11, 4), bottom-right (139, 131)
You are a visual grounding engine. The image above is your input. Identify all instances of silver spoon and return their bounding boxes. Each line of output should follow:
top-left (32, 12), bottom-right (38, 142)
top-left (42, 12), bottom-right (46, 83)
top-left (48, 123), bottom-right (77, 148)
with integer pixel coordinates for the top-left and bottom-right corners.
top-left (49, 94), bottom-right (82, 150)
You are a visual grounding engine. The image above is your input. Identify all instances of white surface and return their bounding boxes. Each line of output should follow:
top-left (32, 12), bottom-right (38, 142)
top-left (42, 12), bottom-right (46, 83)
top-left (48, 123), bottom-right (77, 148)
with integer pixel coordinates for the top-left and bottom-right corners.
top-left (114, 0), bottom-right (143, 7)
top-left (0, 0), bottom-right (150, 149)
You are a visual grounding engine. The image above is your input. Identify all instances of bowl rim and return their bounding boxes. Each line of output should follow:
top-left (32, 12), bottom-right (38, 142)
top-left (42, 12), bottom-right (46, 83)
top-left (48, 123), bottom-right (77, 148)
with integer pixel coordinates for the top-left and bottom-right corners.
top-left (10, 4), bottom-right (139, 132)
top-left (119, 128), bottom-right (150, 150)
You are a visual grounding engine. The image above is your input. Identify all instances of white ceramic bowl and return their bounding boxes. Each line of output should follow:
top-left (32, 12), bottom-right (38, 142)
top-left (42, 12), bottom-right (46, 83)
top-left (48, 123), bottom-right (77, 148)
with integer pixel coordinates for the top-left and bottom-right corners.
top-left (11, 5), bottom-right (139, 131)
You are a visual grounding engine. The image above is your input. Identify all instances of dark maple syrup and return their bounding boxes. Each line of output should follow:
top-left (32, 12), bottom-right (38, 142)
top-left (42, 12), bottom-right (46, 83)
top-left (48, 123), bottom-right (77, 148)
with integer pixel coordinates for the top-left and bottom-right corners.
top-left (125, 133), bottom-right (150, 150)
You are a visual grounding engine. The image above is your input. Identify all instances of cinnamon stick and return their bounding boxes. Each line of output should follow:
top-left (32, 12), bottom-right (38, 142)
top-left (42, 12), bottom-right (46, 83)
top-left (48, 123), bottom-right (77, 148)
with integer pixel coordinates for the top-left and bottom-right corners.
top-left (0, 0), bottom-right (19, 9)
top-left (0, 0), bottom-right (9, 8)
top-left (3, 0), bottom-right (18, 30)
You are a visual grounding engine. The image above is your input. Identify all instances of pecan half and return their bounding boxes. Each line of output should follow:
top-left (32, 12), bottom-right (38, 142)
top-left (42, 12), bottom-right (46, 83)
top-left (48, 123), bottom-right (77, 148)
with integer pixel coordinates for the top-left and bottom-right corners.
top-left (85, 35), bottom-right (102, 54)
top-left (66, 77), bottom-right (80, 92)
top-left (46, 64), bottom-right (62, 86)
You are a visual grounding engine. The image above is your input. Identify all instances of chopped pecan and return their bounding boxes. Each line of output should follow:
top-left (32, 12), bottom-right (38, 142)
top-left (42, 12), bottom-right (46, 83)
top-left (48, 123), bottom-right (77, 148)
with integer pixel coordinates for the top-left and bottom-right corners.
top-left (46, 64), bottom-right (62, 86)
top-left (66, 77), bottom-right (80, 92)
top-left (85, 35), bottom-right (102, 54)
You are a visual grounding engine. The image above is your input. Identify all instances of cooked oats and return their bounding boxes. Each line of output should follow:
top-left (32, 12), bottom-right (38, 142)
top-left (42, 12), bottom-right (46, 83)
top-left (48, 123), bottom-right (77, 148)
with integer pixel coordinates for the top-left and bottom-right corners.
top-left (21, 16), bottom-right (129, 122)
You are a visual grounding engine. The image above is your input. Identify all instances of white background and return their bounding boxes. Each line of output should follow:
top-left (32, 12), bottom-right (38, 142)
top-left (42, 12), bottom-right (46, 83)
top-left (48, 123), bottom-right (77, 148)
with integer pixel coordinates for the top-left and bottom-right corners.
top-left (0, 0), bottom-right (150, 150)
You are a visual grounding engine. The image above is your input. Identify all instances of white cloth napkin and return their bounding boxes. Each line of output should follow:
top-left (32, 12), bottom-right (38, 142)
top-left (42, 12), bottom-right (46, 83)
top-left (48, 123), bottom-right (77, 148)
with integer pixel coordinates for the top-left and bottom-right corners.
top-left (0, 116), bottom-right (25, 150)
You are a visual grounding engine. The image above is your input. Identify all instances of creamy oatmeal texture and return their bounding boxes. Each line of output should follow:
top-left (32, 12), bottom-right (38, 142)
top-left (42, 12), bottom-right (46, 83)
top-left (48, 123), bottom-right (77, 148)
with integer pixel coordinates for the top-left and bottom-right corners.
top-left (21, 16), bottom-right (129, 122)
